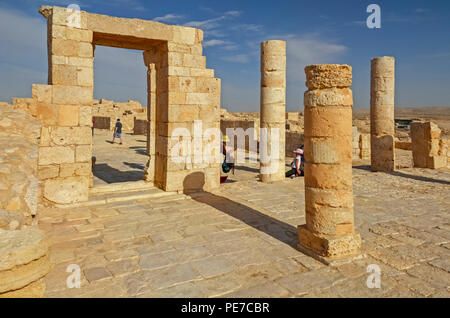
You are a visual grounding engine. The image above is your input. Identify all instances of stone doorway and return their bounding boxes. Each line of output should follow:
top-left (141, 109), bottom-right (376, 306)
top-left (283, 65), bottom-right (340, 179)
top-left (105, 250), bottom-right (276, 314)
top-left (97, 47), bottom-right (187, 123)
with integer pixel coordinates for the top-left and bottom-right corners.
top-left (36, 6), bottom-right (221, 205)
top-left (91, 47), bottom-right (149, 186)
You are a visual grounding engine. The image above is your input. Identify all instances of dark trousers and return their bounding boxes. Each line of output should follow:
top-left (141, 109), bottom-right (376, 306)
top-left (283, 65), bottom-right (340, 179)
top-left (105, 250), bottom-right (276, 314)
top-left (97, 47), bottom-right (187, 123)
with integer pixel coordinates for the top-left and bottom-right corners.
top-left (286, 168), bottom-right (304, 178)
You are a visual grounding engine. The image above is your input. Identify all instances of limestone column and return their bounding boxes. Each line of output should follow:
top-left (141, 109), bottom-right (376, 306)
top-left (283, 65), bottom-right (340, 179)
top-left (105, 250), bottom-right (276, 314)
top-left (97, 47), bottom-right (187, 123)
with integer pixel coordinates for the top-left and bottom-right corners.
top-left (260, 40), bottom-right (286, 183)
top-left (143, 63), bottom-right (156, 183)
top-left (370, 56), bottom-right (395, 171)
top-left (298, 64), bottom-right (361, 264)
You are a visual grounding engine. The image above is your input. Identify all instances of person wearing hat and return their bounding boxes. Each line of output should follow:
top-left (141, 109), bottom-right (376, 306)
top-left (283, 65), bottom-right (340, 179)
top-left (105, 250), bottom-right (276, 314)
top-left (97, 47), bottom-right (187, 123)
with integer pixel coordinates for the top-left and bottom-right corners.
top-left (286, 147), bottom-right (304, 178)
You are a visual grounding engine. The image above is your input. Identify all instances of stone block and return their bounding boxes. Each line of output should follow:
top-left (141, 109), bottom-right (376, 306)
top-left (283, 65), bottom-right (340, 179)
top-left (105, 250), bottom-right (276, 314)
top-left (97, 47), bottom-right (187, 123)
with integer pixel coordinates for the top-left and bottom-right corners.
top-left (59, 162), bottom-right (91, 177)
top-left (183, 54), bottom-right (206, 68)
top-left (38, 146), bottom-right (75, 165)
top-left (173, 26), bottom-right (196, 45)
top-left (43, 176), bottom-right (89, 204)
top-left (298, 225), bottom-right (361, 258)
top-left (50, 126), bottom-right (91, 146)
top-left (66, 28), bottom-right (93, 42)
top-left (38, 165), bottom-right (59, 180)
top-left (52, 85), bottom-right (93, 105)
top-left (79, 106), bottom-right (92, 126)
top-left (75, 145), bottom-right (92, 162)
top-left (52, 64), bottom-right (78, 86)
top-left (304, 88), bottom-right (353, 107)
top-left (32, 84), bottom-right (52, 104)
top-left (58, 105), bottom-right (79, 126)
top-left (305, 64), bottom-right (352, 90)
top-left (77, 66), bottom-right (94, 86)
top-left (36, 104), bottom-right (58, 126)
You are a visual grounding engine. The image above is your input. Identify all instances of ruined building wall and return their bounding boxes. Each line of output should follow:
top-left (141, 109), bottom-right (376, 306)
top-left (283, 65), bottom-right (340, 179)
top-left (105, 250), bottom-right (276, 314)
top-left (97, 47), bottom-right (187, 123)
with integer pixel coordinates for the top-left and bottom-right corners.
top-left (92, 99), bottom-right (147, 132)
top-left (410, 121), bottom-right (448, 169)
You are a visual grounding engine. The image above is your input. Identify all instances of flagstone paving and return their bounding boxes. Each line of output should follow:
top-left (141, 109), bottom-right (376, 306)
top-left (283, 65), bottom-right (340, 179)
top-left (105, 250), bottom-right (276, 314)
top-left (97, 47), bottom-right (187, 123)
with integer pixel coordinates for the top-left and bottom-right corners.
top-left (39, 156), bottom-right (450, 298)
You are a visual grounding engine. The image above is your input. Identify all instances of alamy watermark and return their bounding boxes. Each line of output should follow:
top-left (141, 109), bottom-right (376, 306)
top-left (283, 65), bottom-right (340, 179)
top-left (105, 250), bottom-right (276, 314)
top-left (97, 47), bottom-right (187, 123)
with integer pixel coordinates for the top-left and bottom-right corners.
top-left (366, 4), bottom-right (381, 29)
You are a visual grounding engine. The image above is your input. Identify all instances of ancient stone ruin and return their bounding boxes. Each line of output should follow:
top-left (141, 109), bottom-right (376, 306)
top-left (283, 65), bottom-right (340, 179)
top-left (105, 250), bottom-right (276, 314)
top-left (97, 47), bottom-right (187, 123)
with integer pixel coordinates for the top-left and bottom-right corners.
top-left (12, 5), bottom-right (222, 206)
top-left (410, 121), bottom-right (448, 169)
top-left (259, 40), bottom-right (286, 182)
top-left (298, 64), bottom-right (361, 263)
top-left (370, 56), bottom-right (396, 171)
top-left (0, 104), bottom-right (50, 297)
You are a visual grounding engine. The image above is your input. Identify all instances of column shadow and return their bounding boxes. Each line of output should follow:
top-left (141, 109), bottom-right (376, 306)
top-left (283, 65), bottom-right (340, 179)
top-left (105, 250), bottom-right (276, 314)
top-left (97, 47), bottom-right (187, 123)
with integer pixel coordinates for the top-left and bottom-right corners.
top-left (183, 172), bottom-right (298, 248)
top-left (386, 170), bottom-right (450, 185)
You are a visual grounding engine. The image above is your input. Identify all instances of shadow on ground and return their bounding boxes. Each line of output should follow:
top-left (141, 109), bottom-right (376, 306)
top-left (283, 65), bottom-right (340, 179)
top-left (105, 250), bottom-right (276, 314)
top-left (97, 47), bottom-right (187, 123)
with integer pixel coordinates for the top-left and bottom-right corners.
top-left (93, 163), bottom-right (144, 183)
top-left (179, 172), bottom-right (299, 248)
top-left (386, 170), bottom-right (450, 185)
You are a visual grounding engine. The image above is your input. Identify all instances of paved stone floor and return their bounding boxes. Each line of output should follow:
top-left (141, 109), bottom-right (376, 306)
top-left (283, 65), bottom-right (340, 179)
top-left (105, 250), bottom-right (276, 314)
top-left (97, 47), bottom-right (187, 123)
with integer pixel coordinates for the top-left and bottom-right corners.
top-left (92, 130), bottom-right (148, 185)
top-left (39, 143), bottom-right (450, 298)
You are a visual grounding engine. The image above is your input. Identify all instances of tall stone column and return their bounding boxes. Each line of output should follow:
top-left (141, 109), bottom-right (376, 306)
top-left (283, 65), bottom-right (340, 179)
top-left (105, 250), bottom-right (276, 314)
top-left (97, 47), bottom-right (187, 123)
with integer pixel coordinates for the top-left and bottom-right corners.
top-left (260, 40), bottom-right (286, 183)
top-left (298, 64), bottom-right (361, 265)
top-left (370, 56), bottom-right (395, 171)
top-left (144, 63), bottom-right (156, 183)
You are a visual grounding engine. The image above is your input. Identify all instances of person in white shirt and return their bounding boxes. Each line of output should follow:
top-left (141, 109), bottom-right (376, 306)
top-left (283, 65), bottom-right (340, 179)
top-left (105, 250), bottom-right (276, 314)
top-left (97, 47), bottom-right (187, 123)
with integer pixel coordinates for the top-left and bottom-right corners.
top-left (286, 148), bottom-right (304, 178)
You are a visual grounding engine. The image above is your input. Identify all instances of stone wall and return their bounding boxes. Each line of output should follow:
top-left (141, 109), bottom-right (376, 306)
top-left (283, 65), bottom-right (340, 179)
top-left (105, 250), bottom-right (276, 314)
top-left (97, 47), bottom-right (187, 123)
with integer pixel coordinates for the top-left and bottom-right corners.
top-left (411, 121), bottom-right (448, 169)
top-left (0, 104), bottom-right (41, 230)
top-left (92, 99), bottom-right (147, 132)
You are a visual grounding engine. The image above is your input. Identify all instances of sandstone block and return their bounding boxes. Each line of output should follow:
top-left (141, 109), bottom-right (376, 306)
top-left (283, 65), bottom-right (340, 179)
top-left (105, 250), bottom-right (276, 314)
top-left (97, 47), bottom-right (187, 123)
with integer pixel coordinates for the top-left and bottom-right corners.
top-left (50, 126), bottom-right (91, 146)
top-left (75, 145), bottom-right (92, 162)
top-left (43, 176), bottom-right (89, 204)
top-left (39, 146), bottom-right (74, 165)
top-left (52, 85), bottom-right (93, 104)
top-left (58, 105), bottom-right (79, 126)
top-left (305, 64), bottom-right (352, 89)
top-left (304, 88), bottom-right (353, 107)
top-left (32, 84), bottom-right (52, 104)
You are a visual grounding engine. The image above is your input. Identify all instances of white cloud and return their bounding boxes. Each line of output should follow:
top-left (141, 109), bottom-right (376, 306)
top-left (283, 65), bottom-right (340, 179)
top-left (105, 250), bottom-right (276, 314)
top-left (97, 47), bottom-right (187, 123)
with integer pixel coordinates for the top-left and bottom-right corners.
top-left (184, 9), bottom-right (241, 30)
top-left (230, 24), bottom-right (263, 32)
top-left (153, 13), bottom-right (184, 23)
top-left (203, 39), bottom-right (232, 47)
top-left (220, 54), bottom-right (250, 63)
top-left (224, 10), bottom-right (241, 17)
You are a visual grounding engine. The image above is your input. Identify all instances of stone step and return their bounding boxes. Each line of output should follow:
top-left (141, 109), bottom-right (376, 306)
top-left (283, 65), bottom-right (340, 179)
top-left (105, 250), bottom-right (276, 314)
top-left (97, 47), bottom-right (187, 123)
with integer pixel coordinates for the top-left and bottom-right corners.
top-left (56, 187), bottom-right (180, 209)
top-left (89, 180), bottom-right (155, 195)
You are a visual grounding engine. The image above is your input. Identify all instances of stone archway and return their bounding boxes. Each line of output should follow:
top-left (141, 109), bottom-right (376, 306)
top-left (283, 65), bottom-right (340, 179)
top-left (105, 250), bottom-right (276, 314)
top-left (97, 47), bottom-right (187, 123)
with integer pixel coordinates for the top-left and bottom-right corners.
top-left (35, 5), bottom-right (221, 205)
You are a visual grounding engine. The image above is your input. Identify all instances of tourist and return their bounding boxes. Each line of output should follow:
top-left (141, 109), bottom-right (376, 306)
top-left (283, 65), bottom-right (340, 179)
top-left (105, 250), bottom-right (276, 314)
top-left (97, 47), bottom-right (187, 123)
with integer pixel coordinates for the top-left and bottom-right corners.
top-left (92, 118), bottom-right (95, 136)
top-left (286, 147), bottom-right (304, 178)
top-left (112, 118), bottom-right (123, 145)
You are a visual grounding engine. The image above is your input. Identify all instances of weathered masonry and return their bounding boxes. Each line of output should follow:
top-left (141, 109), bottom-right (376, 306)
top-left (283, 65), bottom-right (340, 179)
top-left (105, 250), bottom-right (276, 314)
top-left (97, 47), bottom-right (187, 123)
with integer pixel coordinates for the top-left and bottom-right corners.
top-left (298, 64), bottom-right (361, 265)
top-left (28, 6), bottom-right (221, 204)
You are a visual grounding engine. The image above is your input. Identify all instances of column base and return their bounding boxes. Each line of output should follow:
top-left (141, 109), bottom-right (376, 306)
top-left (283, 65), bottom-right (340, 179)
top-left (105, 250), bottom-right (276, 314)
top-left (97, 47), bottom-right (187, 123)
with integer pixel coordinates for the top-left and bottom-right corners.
top-left (297, 225), bottom-right (364, 266)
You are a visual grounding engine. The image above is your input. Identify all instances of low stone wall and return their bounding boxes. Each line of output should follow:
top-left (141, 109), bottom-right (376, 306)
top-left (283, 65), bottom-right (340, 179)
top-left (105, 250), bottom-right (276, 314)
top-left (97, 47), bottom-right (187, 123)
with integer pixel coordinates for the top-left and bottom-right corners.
top-left (92, 99), bottom-right (147, 132)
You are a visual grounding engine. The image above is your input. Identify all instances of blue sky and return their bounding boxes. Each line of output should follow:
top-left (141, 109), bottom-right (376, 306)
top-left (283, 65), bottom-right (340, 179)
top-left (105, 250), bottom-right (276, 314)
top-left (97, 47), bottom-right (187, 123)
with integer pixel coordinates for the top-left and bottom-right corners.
top-left (0, 0), bottom-right (449, 111)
